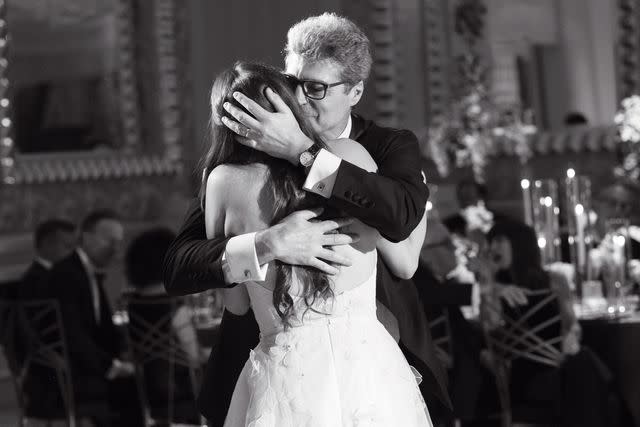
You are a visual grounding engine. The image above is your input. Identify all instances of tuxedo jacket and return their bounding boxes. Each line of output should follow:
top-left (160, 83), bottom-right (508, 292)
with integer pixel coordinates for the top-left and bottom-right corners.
top-left (19, 261), bottom-right (50, 300)
top-left (163, 114), bottom-right (451, 424)
top-left (46, 251), bottom-right (121, 379)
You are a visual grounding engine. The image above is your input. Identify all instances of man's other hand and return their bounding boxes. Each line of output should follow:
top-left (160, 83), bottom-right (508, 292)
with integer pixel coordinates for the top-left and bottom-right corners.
top-left (255, 208), bottom-right (359, 275)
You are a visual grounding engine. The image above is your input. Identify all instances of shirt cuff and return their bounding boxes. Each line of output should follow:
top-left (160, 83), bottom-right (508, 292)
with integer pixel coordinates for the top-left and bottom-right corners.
top-left (302, 148), bottom-right (342, 199)
top-left (222, 233), bottom-right (269, 283)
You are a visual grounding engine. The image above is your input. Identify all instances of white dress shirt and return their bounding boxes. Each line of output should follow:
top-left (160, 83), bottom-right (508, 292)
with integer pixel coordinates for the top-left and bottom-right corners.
top-left (221, 116), bottom-right (352, 284)
top-left (76, 248), bottom-right (102, 323)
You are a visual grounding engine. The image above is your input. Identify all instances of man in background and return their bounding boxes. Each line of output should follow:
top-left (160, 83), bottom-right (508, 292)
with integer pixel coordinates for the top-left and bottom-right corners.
top-left (45, 210), bottom-right (141, 426)
top-left (19, 218), bottom-right (76, 299)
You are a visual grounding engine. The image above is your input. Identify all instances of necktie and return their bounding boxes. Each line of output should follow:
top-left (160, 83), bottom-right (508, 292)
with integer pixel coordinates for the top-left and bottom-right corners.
top-left (92, 272), bottom-right (105, 324)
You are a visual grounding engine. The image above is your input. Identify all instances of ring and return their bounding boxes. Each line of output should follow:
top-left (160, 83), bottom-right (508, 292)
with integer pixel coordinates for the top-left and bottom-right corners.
top-left (244, 127), bottom-right (250, 138)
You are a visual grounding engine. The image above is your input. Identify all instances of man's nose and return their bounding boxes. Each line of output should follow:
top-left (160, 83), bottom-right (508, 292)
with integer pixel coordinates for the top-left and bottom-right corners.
top-left (294, 85), bottom-right (307, 105)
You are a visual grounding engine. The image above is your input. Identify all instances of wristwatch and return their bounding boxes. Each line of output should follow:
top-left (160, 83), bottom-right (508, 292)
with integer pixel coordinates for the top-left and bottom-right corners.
top-left (299, 143), bottom-right (322, 168)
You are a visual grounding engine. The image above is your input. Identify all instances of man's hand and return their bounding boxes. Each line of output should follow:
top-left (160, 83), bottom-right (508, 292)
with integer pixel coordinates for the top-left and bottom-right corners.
top-left (221, 88), bottom-right (313, 165)
top-left (255, 208), bottom-right (358, 275)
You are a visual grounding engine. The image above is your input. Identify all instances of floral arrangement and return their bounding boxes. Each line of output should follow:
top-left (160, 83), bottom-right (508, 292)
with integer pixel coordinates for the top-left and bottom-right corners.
top-left (614, 95), bottom-right (640, 180)
top-left (461, 200), bottom-right (494, 233)
top-left (427, 1), bottom-right (535, 182)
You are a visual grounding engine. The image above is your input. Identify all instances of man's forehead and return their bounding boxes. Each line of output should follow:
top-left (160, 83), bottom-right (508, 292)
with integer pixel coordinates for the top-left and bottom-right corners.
top-left (285, 55), bottom-right (342, 80)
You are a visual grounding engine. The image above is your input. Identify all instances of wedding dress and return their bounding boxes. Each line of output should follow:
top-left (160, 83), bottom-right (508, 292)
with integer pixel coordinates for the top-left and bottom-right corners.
top-left (223, 264), bottom-right (432, 427)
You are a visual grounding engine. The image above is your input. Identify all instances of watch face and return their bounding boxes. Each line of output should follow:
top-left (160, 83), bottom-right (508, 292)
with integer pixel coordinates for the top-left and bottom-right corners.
top-left (300, 151), bottom-right (314, 167)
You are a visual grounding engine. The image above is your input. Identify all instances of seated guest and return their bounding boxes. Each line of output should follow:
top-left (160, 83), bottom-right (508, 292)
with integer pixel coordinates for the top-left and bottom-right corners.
top-left (125, 227), bottom-right (202, 423)
top-left (0, 218), bottom-right (76, 408)
top-left (45, 210), bottom-right (142, 427)
top-left (475, 220), bottom-right (622, 427)
top-left (20, 218), bottom-right (76, 299)
top-left (416, 207), bottom-right (486, 423)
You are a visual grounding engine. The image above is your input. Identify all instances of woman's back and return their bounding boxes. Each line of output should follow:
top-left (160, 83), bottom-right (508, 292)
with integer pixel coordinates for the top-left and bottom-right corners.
top-left (207, 139), bottom-right (380, 319)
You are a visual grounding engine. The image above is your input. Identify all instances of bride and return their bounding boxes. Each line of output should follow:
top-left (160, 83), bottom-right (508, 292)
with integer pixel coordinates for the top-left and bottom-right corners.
top-left (202, 61), bottom-right (432, 427)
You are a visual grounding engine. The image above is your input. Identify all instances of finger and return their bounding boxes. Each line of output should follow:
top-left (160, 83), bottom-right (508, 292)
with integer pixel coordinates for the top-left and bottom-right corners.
top-left (318, 217), bottom-right (355, 233)
top-left (223, 101), bottom-right (260, 129)
top-left (308, 258), bottom-right (340, 275)
top-left (221, 115), bottom-right (256, 139)
top-left (232, 91), bottom-right (269, 121)
top-left (232, 135), bottom-right (257, 149)
top-left (317, 248), bottom-right (353, 266)
top-left (321, 233), bottom-right (360, 246)
top-left (295, 207), bottom-right (324, 220)
top-left (264, 87), bottom-right (291, 113)
top-left (502, 294), bottom-right (516, 307)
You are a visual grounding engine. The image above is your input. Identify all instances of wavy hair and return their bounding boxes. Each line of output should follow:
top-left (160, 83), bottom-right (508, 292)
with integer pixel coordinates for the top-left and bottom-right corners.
top-left (487, 220), bottom-right (550, 291)
top-left (284, 13), bottom-right (372, 84)
top-left (199, 61), bottom-right (332, 327)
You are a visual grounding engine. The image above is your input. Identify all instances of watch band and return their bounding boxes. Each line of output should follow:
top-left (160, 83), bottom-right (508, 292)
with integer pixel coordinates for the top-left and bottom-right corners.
top-left (299, 143), bottom-right (322, 168)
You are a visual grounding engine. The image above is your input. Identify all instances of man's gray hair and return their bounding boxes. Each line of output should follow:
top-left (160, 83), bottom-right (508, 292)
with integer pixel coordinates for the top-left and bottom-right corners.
top-left (285, 13), bottom-right (372, 84)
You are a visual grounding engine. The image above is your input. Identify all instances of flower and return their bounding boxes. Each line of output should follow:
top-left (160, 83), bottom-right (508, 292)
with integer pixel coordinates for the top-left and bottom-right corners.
top-left (426, 55), bottom-right (535, 182)
top-left (615, 95), bottom-right (640, 144)
top-left (461, 201), bottom-right (494, 233)
top-left (614, 95), bottom-right (640, 180)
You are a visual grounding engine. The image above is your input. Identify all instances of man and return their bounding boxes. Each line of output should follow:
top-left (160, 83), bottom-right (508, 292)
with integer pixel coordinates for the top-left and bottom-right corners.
top-left (0, 219), bottom-right (76, 400)
top-left (19, 218), bottom-right (76, 299)
top-left (163, 13), bottom-right (450, 425)
top-left (45, 210), bottom-right (141, 426)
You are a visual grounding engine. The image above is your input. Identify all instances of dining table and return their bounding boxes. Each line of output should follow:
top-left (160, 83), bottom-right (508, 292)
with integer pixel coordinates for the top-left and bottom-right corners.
top-left (579, 310), bottom-right (640, 426)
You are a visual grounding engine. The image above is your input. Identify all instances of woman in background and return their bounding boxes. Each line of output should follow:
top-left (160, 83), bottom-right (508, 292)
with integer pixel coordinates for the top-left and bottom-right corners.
top-left (475, 220), bottom-right (621, 427)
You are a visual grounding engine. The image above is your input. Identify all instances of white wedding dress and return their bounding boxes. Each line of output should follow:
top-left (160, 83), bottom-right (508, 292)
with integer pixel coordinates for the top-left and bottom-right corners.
top-left (223, 264), bottom-right (433, 427)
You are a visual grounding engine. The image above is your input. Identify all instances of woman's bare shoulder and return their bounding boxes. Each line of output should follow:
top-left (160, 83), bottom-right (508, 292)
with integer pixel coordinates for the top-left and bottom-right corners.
top-left (206, 163), bottom-right (268, 197)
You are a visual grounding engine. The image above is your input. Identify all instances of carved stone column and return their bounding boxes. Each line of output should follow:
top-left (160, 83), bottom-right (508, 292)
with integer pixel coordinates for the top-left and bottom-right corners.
top-left (617, 0), bottom-right (640, 101)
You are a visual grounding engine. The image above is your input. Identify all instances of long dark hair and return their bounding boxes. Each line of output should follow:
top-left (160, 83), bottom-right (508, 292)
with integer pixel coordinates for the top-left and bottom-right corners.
top-left (199, 61), bottom-right (332, 327)
top-left (487, 220), bottom-right (550, 291)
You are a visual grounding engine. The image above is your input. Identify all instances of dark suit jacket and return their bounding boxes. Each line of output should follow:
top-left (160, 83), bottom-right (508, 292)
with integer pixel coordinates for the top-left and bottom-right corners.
top-left (163, 114), bottom-right (450, 424)
top-left (20, 261), bottom-right (50, 299)
top-left (46, 251), bottom-right (121, 381)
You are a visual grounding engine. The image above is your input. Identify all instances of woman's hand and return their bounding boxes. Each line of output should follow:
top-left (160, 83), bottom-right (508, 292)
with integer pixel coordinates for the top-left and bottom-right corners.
top-left (498, 285), bottom-right (529, 307)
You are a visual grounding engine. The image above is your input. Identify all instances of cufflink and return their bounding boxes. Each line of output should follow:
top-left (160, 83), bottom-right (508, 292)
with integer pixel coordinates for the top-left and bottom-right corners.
top-left (316, 182), bottom-right (325, 191)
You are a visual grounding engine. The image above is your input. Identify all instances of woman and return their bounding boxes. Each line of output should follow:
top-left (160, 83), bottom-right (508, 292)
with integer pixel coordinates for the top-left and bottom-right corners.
top-left (477, 220), bottom-right (620, 427)
top-left (201, 62), bottom-right (431, 426)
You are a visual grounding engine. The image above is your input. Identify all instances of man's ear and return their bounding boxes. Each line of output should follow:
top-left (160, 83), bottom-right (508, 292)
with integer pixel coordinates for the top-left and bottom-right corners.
top-left (349, 81), bottom-right (364, 107)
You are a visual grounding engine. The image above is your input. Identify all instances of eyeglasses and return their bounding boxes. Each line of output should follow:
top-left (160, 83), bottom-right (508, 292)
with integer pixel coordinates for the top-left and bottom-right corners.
top-left (284, 74), bottom-right (349, 100)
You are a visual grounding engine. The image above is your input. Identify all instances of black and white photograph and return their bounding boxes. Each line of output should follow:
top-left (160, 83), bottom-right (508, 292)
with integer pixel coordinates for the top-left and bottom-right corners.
top-left (0, 1), bottom-right (639, 426)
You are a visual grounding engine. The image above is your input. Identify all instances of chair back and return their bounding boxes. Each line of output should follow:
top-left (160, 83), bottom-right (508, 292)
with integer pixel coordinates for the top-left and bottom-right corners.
top-left (124, 295), bottom-right (202, 426)
top-left (0, 298), bottom-right (78, 427)
top-left (428, 307), bottom-right (454, 369)
top-left (481, 288), bottom-right (564, 427)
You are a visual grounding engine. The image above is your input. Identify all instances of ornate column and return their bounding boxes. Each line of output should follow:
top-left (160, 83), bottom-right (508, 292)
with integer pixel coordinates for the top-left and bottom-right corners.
top-left (370, 0), bottom-right (399, 128)
top-left (617, 0), bottom-right (640, 101)
top-left (0, 0), bottom-right (13, 184)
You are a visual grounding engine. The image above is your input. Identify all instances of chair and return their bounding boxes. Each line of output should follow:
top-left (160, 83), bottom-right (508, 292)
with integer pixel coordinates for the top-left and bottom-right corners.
top-left (481, 288), bottom-right (565, 427)
top-left (124, 296), bottom-right (205, 427)
top-left (428, 307), bottom-right (455, 370)
top-left (0, 298), bottom-right (110, 427)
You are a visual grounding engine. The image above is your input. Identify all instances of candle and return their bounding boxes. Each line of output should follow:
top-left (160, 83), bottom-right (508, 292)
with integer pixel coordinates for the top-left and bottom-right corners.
top-left (521, 179), bottom-right (532, 225)
top-left (575, 204), bottom-right (586, 269)
top-left (544, 195), bottom-right (554, 264)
